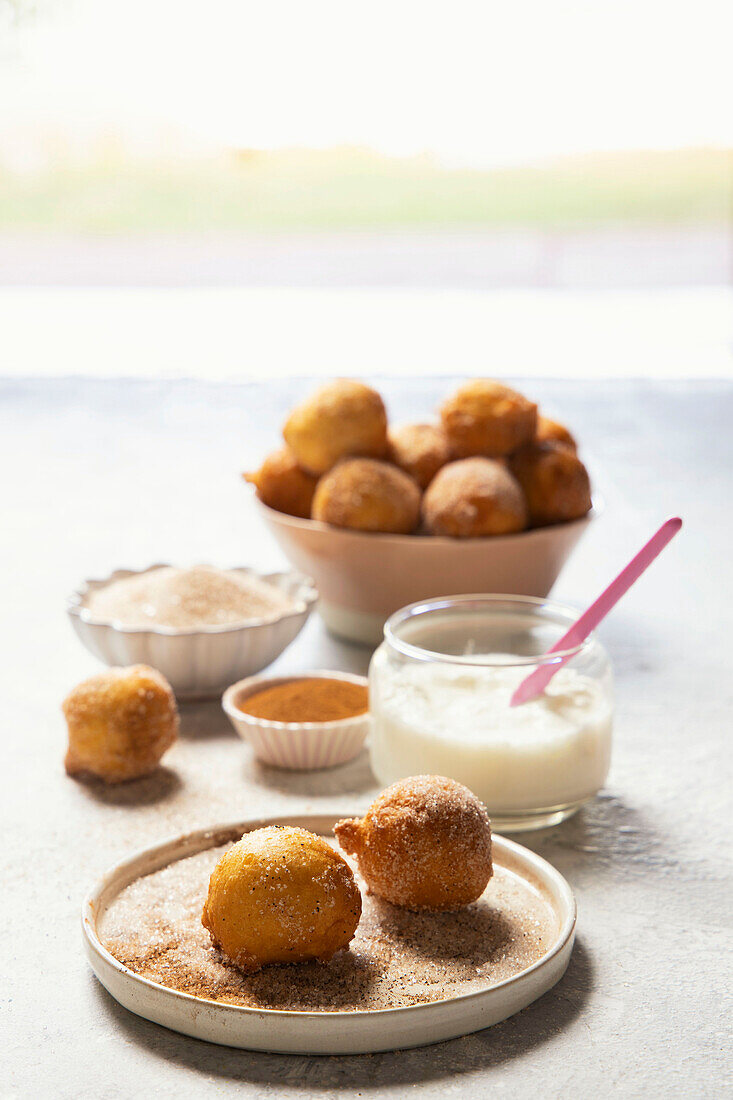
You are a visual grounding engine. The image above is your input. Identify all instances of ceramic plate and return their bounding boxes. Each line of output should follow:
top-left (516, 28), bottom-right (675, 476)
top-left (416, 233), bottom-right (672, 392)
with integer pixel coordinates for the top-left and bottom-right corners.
top-left (82, 814), bottom-right (576, 1055)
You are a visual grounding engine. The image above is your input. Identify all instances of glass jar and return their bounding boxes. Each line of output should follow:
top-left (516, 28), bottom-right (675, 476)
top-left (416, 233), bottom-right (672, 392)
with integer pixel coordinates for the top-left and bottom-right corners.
top-left (369, 595), bottom-right (613, 831)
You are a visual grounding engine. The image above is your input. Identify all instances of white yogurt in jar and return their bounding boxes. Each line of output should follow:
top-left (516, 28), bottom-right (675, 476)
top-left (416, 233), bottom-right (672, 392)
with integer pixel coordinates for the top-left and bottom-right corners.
top-left (369, 657), bottom-right (613, 816)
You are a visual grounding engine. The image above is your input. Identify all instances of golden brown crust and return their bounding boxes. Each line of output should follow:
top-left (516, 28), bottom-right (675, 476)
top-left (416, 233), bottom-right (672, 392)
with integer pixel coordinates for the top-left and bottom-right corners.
top-left (535, 415), bottom-right (577, 452)
top-left (335, 775), bottom-right (492, 912)
top-left (509, 441), bottom-right (591, 527)
top-left (421, 457), bottom-right (527, 537)
top-left (440, 379), bottom-right (537, 458)
top-left (282, 380), bottom-right (388, 475)
top-left (312, 458), bottom-right (421, 534)
top-left (387, 423), bottom-right (451, 489)
top-left (62, 665), bottom-right (178, 783)
top-left (244, 447), bottom-right (318, 519)
top-left (201, 826), bottom-right (362, 973)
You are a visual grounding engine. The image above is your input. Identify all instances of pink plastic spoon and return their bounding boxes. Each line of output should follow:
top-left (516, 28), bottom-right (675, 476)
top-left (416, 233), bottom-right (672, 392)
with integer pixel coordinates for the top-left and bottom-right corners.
top-left (510, 516), bottom-right (683, 707)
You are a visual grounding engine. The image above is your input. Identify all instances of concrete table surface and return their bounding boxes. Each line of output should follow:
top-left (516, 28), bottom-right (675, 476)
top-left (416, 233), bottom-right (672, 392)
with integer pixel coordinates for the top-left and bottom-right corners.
top-left (1, 376), bottom-right (731, 1098)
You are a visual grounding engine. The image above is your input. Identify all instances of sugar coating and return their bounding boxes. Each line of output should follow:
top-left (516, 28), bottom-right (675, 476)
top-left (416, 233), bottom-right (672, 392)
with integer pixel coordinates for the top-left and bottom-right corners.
top-left (509, 442), bottom-right (591, 527)
top-left (86, 565), bottom-right (296, 630)
top-left (422, 458), bottom-right (527, 537)
top-left (335, 775), bottom-right (493, 911)
top-left (312, 458), bottom-right (421, 534)
top-left (440, 379), bottom-right (538, 459)
top-left (535, 415), bottom-right (577, 452)
top-left (283, 380), bottom-right (389, 476)
top-left (99, 834), bottom-right (555, 1012)
top-left (388, 423), bottom-right (451, 489)
top-left (201, 826), bottom-right (361, 972)
top-left (63, 664), bottom-right (178, 782)
top-left (244, 448), bottom-right (318, 519)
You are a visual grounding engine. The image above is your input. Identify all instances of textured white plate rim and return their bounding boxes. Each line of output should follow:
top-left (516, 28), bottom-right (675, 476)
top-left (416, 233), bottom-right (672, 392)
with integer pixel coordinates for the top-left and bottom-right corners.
top-left (82, 813), bottom-right (576, 1035)
top-left (67, 564), bottom-right (318, 636)
top-left (222, 670), bottom-right (370, 732)
top-left (255, 493), bottom-right (603, 544)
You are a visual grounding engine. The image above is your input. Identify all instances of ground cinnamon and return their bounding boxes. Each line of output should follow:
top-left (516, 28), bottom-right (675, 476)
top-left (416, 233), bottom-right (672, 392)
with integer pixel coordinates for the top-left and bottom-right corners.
top-left (100, 839), bottom-right (555, 1013)
top-left (238, 678), bottom-right (368, 723)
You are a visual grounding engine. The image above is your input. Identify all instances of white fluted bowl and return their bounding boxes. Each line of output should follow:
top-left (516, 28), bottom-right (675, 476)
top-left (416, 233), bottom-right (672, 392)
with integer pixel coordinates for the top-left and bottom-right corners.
top-left (222, 670), bottom-right (370, 770)
top-left (67, 565), bottom-right (318, 699)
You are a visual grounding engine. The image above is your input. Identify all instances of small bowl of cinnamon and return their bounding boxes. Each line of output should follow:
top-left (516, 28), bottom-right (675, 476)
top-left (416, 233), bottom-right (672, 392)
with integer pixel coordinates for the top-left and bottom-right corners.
top-left (222, 670), bottom-right (370, 770)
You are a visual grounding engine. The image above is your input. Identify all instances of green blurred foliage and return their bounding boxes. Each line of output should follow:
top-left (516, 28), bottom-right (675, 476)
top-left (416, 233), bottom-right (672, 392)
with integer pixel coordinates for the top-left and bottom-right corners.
top-left (0, 146), bottom-right (730, 233)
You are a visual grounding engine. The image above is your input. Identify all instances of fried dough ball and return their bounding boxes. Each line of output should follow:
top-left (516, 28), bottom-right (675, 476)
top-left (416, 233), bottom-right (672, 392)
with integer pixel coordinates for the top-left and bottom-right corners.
top-left (244, 447), bottom-right (318, 519)
top-left (335, 775), bottom-right (492, 912)
top-left (536, 415), bottom-right (577, 452)
top-left (387, 423), bottom-right (451, 489)
top-left (312, 458), bottom-right (421, 534)
top-left (202, 826), bottom-right (362, 973)
top-left (422, 457), bottom-right (527, 537)
top-left (63, 665), bottom-right (178, 783)
top-left (283, 379), bottom-right (388, 475)
top-left (509, 441), bottom-right (592, 527)
top-left (440, 379), bottom-right (537, 458)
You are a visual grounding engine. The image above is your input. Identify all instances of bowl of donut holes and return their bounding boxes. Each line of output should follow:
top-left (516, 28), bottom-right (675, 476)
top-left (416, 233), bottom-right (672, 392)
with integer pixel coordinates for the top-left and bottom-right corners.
top-left (245, 379), bottom-right (599, 644)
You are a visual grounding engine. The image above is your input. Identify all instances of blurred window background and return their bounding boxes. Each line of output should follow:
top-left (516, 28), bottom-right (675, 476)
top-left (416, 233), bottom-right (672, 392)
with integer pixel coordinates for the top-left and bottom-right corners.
top-left (1, 0), bottom-right (731, 378)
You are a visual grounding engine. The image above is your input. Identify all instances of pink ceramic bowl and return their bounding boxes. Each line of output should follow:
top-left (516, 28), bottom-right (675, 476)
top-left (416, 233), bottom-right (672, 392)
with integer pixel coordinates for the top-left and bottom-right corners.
top-left (256, 497), bottom-right (599, 644)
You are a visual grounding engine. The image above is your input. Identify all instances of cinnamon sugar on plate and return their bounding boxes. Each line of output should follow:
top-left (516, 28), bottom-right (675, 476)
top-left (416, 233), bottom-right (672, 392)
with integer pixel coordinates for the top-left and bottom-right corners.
top-left (99, 837), bottom-right (557, 1013)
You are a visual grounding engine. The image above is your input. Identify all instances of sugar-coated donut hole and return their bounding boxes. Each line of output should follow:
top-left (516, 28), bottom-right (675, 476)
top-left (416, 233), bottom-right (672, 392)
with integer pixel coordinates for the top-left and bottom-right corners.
top-left (202, 826), bottom-right (362, 972)
top-left (312, 457), bottom-right (421, 534)
top-left (335, 775), bottom-right (493, 912)
top-left (253, 378), bottom-right (592, 536)
top-left (245, 447), bottom-right (318, 518)
top-left (440, 379), bottom-right (537, 458)
top-left (422, 457), bottom-right (527, 537)
top-left (62, 665), bottom-right (178, 783)
top-left (509, 441), bottom-right (591, 527)
top-left (535, 415), bottom-right (577, 452)
top-left (387, 423), bottom-right (452, 489)
top-left (283, 380), bottom-right (388, 476)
